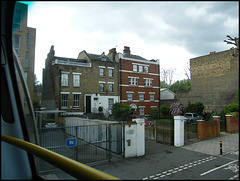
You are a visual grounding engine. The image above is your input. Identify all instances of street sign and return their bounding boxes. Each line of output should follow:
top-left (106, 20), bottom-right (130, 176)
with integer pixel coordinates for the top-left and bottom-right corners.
top-left (66, 138), bottom-right (77, 147)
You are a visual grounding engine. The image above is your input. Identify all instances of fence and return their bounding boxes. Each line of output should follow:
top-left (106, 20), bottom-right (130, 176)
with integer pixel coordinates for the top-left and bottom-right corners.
top-left (156, 120), bottom-right (174, 145)
top-left (37, 123), bottom-right (123, 172)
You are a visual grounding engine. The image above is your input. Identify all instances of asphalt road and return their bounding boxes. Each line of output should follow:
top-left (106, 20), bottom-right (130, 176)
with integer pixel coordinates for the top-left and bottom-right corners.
top-left (91, 140), bottom-right (239, 180)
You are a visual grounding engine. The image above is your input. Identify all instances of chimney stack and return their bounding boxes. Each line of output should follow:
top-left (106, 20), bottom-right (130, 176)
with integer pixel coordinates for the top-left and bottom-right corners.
top-left (108, 48), bottom-right (117, 62)
top-left (123, 46), bottom-right (131, 54)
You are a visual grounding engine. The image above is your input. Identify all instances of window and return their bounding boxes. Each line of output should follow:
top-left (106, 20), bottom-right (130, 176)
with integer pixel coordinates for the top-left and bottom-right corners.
top-left (99, 83), bottom-right (105, 92)
top-left (139, 107), bottom-right (145, 115)
top-left (133, 64), bottom-right (137, 72)
top-left (108, 98), bottom-right (114, 110)
top-left (150, 94), bottom-right (154, 101)
top-left (24, 52), bottom-right (29, 68)
top-left (61, 93), bottom-right (69, 108)
top-left (144, 78), bottom-right (153, 87)
top-left (127, 93), bottom-right (133, 101)
top-left (13, 34), bottom-right (20, 56)
top-left (139, 93), bottom-right (144, 101)
top-left (73, 94), bottom-right (80, 108)
top-left (73, 74), bottom-right (81, 87)
top-left (144, 66), bottom-right (148, 73)
top-left (108, 68), bottom-right (113, 77)
top-left (108, 83), bottom-right (113, 92)
top-left (99, 67), bottom-right (105, 77)
top-left (61, 73), bottom-right (69, 86)
top-left (129, 77), bottom-right (138, 86)
top-left (26, 33), bottom-right (30, 49)
top-left (12, 9), bottom-right (22, 30)
top-left (139, 65), bottom-right (143, 72)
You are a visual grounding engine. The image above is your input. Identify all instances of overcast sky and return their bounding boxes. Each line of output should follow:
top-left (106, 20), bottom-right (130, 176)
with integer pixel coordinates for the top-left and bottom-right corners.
top-left (23, 1), bottom-right (239, 84)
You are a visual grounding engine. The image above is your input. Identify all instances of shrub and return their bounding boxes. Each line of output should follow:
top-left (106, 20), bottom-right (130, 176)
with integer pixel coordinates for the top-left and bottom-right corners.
top-left (98, 106), bottom-right (103, 113)
top-left (111, 103), bottom-right (132, 121)
top-left (170, 102), bottom-right (184, 116)
top-left (220, 103), bottom-right (239, 118)
top-left (160, 105), bottom-right (170, 116)
top-left (150, 108), bottom-right (159, 120)
top-left (183, 101), bottom-right (204, 116)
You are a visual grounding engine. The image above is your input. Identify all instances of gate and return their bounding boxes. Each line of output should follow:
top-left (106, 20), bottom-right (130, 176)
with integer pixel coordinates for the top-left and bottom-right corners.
top-left (37, 123), bottom-right (123, 172)
top-left (184, 122), bottom-right (198, 144)
top-left (156, 119), bottom-right (174, 145)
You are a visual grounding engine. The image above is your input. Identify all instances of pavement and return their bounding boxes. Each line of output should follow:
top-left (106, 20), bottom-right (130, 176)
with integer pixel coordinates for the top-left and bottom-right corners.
top-left (40, 131), bottom-right (239, 180)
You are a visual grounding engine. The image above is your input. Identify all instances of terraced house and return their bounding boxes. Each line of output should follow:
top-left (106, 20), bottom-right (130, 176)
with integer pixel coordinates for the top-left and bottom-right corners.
top-left (119, 46), bottom-right (160, 116)
top-left (42, 46), bottom-right (119, 116)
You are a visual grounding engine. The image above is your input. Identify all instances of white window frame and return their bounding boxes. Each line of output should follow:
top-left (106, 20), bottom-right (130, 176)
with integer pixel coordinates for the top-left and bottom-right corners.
top-left (150, 94), bottom-right (155, 101)
top-left (139, 107), bottom-right (145, 115)
top-left (128, 77), bottom-right (139, 86)
top-left (99, 67), bottom-right (105, 77)
top-left (144, 66), bottom-right (149, 73)
top-left (73, 73), bottom-right (81, 87)
top-left (61, 92), bottom-right (69, 108)
top-left (99, 82), bottom-right (105, 92)
top-left (73, 92), bottom-right (81, 108)
top-left (144, 78), bottom-right (153, 87)
top-left (139, 93), bottom-right (144, 101)
top-left (108, 83), bottom-right (114, 92)
top-left (127, 93), bottom-right (133, 101)
top-left (139, 65), bottom-right (143, 73)
top-left (108, 67), bottom-right (114, 77)
top-left (133, 64), bottom-right (137, 72)
top-left (61, 72), bottom-right (69, 86)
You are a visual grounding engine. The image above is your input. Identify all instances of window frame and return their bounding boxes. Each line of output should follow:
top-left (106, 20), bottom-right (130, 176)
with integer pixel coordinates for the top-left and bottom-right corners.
top-left (73, 73), bottom-right (81, 87)
top-left (73, 93), bottom-right (81, 108)
top-left (61, 92), bottom-right (69, 109)
top-left (61, 72), bottom-right (69, 86)
top-left (127, 93), bottom-right (133, 101)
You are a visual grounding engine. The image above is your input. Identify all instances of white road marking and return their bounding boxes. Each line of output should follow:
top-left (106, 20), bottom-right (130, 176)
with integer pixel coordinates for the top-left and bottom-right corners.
top-left (200, 160), bottom-right (238, 176)
top-left (142, 156), bottom-right (218, 180)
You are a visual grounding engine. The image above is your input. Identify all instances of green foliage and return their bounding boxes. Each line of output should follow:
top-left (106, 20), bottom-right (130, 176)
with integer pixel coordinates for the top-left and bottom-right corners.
top-left (220, 103), bottom-right (239, 118)
top-left (98, 106), bottom-right (103, 112)
top-left (150, 108), bottom-right (160, 120)
top-left (183, 101), bottom-right (204, 116)
top-left (111, 103), bottom-right (132, 121)
top-left (170, 102), bottom-right (184, 116)
top-left (169, 79), bottom-right (191, 93)
top-left (235, 86), bottom-right (239, 104)
top-left (160, 105), bottom-right (170, 116)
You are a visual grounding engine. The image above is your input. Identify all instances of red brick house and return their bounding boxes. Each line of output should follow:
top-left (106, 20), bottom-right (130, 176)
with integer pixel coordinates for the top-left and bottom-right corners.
top-left (119, 46), bottom-right (160, 116)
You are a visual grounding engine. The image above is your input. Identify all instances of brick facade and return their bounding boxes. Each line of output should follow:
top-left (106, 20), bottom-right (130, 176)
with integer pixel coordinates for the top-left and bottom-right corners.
top-left (176, 48), bottom-right (239, 113)
top-left (42, 46), bottom-right (119, 113)
top-left (119, 46), bottom-right (160, 116)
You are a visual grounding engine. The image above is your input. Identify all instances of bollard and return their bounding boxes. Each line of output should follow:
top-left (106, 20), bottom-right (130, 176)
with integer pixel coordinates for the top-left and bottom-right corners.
top-left (220, 141), bottom-right (222, 155)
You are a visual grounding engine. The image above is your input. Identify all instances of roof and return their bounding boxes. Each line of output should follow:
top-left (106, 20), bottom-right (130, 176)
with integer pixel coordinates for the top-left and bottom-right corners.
top-left (87, 53), bottom-right (113, 62)
top-left (122, 53), bottom-right (147, 61)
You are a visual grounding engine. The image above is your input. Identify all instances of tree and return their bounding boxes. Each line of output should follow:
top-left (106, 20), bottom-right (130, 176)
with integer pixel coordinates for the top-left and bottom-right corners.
top-left (111, 103), bottom-right (132, 121)
top-left (169, 79), bottom-right (191, 93)
top-left (160, 68), bottom-right (175, 85)
top-left (224, 35), bottom-right (239, 50)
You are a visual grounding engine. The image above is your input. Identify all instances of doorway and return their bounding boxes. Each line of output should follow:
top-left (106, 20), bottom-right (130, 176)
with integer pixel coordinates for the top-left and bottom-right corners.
top-left (86, 96), bottom-right (91, 113)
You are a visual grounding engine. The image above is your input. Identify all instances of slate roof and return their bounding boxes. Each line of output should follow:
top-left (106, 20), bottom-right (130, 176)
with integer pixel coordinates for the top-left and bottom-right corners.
top-left (87, 53), bottom-right (113, 62)
top-left (123, 53), bottom-right (147, 61)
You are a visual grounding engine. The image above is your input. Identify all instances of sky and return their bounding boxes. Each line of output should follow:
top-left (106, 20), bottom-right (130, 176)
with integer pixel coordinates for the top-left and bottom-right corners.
top-left (22, 1), bottom-right (239, 84)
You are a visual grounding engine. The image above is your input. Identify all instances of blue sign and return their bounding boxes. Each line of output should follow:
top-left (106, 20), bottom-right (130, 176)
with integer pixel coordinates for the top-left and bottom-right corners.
top-left (66, 138), bottom-right (77, 147)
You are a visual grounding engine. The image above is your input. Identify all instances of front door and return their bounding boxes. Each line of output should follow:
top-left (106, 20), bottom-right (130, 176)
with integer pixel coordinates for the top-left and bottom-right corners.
top-left (86, 96), bottom-right (91, 113)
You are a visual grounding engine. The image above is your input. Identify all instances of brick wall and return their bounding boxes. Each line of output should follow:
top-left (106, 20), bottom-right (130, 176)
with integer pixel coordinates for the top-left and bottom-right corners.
top-left (197, 120), bottom-right (220, 140)
top-left (176, 48), bottom-right (239, 113)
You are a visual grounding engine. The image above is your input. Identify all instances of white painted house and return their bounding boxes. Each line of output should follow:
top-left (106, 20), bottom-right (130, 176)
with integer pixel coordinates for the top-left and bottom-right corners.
top-left (160, 88), bottom-right (174, 100)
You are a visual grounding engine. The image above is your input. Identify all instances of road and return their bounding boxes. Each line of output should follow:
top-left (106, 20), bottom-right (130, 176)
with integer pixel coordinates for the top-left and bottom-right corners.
top-left (91, 139), bottom-right (239, 180)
